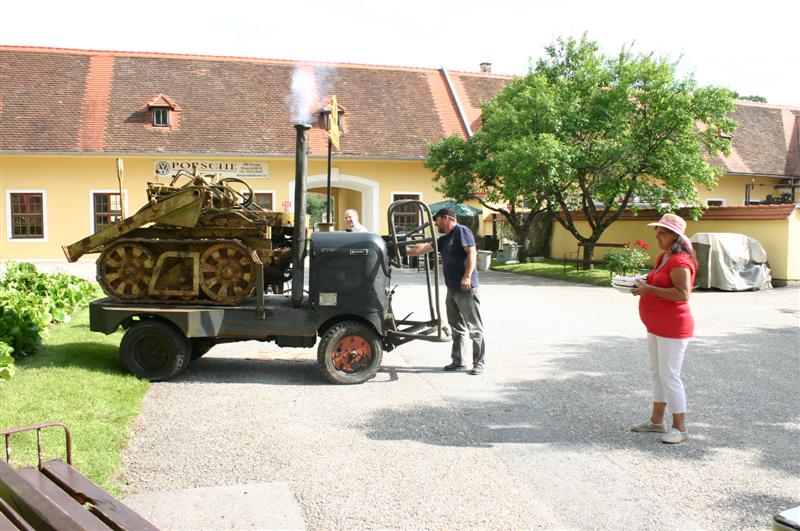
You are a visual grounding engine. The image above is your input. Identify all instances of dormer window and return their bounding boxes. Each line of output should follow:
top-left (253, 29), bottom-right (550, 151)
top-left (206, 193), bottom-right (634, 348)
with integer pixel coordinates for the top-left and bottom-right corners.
top-left (152, 106), bottom-right (169, 127)
top-left (146, 94), bottom-right (180, 129)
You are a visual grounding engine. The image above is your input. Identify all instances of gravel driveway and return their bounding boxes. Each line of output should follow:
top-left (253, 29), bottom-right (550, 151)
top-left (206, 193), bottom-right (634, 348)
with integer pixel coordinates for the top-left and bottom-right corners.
top-left (120, 269), bottom-right (799, 530)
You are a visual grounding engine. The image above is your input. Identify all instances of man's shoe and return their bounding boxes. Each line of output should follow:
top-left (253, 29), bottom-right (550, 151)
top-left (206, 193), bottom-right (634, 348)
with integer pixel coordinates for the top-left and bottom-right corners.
top-left (443, 363), bottom-right (466, 371)
top-left (660, 428), bottom-right (688, 444)
top-left (630, 421), bottom-right (669, 433)
top-left (467, 366), bottom-right (484, 375)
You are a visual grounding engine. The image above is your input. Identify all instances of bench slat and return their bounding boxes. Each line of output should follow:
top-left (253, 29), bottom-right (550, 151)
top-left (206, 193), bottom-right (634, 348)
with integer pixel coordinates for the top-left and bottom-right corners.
top-left (41, 459), bottom-right (158, 531)
top-left (0, 509), bottom-right (24, 531)
top-left (0, 460), bottom-right (87, 531)
top-left (18, 467), bottom-right (111, 530)
top-left (0, 496), bottom-right (36, 531)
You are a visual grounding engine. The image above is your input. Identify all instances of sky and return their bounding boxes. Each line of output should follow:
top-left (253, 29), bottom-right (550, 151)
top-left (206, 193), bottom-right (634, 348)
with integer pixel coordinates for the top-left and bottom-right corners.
top-left (4, 0), bottom-right (799, 106)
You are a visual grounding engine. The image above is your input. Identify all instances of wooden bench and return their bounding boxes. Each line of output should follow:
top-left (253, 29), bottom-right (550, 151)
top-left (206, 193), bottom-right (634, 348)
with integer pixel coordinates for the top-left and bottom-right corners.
top-left (563, 242), bottom-right (628, 272)
top-left (0, 423), bottom-right (157, 531)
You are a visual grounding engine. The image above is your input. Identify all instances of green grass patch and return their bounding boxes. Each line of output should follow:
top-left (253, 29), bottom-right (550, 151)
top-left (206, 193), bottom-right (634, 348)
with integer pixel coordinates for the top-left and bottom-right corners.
top-left (0, 306), bottom-right (147, 495)
top-left (492, 258), bottom-right (614, 286)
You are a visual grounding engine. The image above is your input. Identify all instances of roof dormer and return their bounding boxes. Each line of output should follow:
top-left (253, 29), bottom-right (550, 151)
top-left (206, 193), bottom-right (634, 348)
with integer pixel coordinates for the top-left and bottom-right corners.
top-left (146, 94), bottom-right (180, 129)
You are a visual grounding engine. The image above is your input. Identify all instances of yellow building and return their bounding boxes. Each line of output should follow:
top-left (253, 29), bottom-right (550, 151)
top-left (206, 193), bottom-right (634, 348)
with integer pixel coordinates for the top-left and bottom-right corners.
top-left (0, 45), bottom-right (508, 267)
top-left (1, 46), bottom-right (798, 282)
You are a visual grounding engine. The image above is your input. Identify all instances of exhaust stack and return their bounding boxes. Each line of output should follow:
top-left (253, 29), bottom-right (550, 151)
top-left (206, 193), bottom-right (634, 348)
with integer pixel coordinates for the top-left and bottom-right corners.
top-left (291, 124), bottom-right (311, 308)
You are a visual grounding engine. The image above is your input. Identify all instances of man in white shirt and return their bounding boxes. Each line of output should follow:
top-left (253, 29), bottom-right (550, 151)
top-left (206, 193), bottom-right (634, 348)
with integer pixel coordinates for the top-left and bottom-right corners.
top-left (344, 209), bottom-right (368, 232)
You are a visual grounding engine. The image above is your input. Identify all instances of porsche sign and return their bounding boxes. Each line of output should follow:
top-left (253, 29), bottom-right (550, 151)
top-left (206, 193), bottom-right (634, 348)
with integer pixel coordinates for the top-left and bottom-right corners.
top-left (153, 160), bottom-right (268, 179)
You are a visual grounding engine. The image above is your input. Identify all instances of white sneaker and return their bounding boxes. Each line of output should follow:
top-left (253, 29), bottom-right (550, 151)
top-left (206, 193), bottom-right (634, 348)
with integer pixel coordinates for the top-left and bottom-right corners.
top-left (630, 421), bottom-right (669, 433)
top-left (660, 428), bottom-right (689, 444)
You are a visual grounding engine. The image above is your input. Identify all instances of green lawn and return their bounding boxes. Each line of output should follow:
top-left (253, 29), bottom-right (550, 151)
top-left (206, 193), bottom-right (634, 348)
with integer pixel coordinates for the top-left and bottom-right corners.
top-left (0, 307), bottom-right (147, 495)
top-left (492, 258), bottom-right (615, 286)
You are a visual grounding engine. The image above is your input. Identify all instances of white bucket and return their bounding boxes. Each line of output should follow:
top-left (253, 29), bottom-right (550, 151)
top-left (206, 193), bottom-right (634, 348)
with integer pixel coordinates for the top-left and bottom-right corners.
top-left (477, 250), bottom-right (492, 271)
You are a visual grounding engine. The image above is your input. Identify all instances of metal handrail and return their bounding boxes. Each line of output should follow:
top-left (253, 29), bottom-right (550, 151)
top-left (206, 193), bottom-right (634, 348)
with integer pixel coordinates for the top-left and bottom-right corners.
top-left (386, 200), bottom-right (446, 341)
top-left (2, 422), bottom-right (73, 468)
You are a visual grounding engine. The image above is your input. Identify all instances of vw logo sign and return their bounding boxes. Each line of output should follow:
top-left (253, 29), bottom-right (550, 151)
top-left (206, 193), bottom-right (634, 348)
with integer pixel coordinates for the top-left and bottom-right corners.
top-left (155, 161), bottom-right (171, 175)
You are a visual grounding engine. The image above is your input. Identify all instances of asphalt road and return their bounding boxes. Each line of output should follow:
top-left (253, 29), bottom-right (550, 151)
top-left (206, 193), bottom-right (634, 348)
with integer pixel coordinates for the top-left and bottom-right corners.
top-left (121, 269), bottom-right (800, 530)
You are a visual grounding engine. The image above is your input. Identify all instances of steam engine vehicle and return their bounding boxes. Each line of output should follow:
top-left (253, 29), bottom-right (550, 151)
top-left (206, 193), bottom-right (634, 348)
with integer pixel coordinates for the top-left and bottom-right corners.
top-left (67, 125), bottom-right (448, 384)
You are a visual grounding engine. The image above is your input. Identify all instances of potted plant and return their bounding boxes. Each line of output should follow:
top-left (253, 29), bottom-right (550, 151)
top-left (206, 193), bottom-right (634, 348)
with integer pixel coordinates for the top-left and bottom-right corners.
top-left (603, 240), bottom-right (650, 276)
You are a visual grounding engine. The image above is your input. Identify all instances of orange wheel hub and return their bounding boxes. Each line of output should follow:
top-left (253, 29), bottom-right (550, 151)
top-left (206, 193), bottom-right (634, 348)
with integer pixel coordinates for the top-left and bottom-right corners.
top-left (331, 335), bottom-right (373, 374)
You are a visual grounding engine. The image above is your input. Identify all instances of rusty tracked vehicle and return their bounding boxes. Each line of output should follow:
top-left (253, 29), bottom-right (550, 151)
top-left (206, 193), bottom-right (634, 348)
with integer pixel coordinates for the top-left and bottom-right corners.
top-left (63, 171), bottom-right (294, 305)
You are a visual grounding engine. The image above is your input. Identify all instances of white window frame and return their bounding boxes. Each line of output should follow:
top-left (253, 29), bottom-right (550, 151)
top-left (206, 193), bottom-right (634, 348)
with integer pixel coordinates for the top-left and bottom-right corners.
top-left (705, 198), bottom-right (726, 207)
top-left (250, 189), bottom-right (277, 210)
top-left (6, 189), bottom-right (48, 242)
top-left (152, 107), bottom-right (170, 127)
top-left (89, 190), bottom-right (129, 233)
top-left (391, 191), bottom-right (424, 233)
top-left (391, 191), bottom-right (424, 202)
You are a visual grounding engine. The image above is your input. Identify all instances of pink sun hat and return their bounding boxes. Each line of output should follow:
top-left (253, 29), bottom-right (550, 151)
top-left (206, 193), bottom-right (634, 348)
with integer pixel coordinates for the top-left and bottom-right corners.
top-left (647, 213), bottom-right (693, 251)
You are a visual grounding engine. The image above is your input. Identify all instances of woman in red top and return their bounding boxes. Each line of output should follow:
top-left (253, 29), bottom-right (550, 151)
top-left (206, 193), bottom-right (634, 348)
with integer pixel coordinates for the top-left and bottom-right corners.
top-left (631, 214), bottom-right (697, 444)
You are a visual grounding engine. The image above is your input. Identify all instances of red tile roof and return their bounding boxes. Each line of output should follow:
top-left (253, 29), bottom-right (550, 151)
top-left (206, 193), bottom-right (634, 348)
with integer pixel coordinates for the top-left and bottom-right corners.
top-left (76, 55), bottom-right (114, 151)
top-left (711, 101), bottom-right (800, 177)
top-left (0, 50), bottom-right (89, 151)
top-left (0, 45), bottom-right (797, 178)
top-left (0, 45), bottom-right (511, 159)
top-left (146, 94), bottom-right (180, 109)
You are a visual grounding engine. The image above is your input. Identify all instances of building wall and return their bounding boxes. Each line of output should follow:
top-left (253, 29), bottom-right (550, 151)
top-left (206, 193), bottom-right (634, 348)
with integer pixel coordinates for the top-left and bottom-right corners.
top-left (2, 152), bottom-right (796, 281)
top-left (551, 212), bottom-right (799, 282)
top-left (698, 174), bottom-right (792, 205)
top-left (786, 208), bottom-right (800, 279)
top-left (0, 154), bottom-right (446, 262)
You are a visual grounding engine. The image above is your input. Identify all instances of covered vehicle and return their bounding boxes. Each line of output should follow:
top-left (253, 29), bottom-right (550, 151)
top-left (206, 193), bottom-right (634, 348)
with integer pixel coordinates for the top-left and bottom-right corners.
top-left (690, 232), bottom-right (772, 291)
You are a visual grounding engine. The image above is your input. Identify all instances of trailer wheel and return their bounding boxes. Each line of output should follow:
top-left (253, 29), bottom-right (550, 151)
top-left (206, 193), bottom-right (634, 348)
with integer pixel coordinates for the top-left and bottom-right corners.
top-left (120, 320), bottom-right (190, 381)
top-left (317, 321), bottom-right (382, 384)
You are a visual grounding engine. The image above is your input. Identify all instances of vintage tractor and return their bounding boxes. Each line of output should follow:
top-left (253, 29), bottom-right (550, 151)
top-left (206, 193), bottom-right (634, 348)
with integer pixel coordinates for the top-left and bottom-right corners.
top-left (63, 170), bottom-right (294, 305)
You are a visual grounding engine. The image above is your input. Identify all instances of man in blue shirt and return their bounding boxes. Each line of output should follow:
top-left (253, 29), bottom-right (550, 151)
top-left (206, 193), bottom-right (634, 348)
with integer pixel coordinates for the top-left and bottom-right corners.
top-left (407, 207), bottom-right (486, 374)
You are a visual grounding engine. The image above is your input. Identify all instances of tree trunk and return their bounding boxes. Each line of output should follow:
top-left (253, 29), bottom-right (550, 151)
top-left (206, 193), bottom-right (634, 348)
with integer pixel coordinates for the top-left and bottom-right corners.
top-left (511, 224), bottom-right (529, 263)
top-left (582, 242), bottom-right (595, 269)
top-left (510, 211), bottom-right (553, 263)
top-left (526, 211), bottom-right (553, 257)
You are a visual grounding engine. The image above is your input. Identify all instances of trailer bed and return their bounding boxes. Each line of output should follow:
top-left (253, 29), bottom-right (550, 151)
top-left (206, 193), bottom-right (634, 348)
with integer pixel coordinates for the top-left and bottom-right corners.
top-left (89, 295), bottom-right (387, 342)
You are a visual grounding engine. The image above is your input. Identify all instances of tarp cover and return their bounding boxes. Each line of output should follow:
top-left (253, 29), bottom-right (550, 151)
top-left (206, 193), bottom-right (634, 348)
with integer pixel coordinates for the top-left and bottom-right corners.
top-left (691, 232), bottom-right (772, 291)
top-left (428, 200), bottom-right (482, 217)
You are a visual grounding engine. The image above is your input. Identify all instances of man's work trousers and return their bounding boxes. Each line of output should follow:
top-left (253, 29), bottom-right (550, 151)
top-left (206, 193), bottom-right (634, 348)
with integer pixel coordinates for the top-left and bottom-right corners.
top-left (445, 287), bottom-right (486, 368)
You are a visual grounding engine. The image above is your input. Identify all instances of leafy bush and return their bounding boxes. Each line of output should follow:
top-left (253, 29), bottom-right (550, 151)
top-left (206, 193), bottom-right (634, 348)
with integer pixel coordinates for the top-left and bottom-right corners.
top-left (0, 341), bottom-right (14, 382)
top-left (0, 290), bottom-right (48, 355)
top-left (0, 262), bottom-right (95, 357)
top-left (603, 240), bottom-right (651, 276)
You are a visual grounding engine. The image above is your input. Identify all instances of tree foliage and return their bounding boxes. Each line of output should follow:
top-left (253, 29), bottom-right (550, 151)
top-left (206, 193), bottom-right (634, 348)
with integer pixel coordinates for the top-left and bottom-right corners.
top-left (426, 35), bottom-right (737, 265)
top-left (306, 193), bottom-right (328, 225)
top-left (731, 92), bottom-right (767, 103)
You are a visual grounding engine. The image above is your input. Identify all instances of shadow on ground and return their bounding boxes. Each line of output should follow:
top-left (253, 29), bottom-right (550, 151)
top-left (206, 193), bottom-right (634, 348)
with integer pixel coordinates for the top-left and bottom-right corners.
top-left (358, 325), bottom-right (800, 480)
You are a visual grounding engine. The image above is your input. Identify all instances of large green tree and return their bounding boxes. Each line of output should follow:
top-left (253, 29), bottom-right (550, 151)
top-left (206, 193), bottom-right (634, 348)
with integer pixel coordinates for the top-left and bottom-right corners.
top-left (427, 36), bottom-right (737, 266)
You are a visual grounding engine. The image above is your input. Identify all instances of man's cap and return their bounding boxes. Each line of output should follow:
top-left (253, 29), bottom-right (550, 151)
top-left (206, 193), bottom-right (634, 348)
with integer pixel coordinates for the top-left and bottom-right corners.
top-left (434, 207), bottom-right (456, 219)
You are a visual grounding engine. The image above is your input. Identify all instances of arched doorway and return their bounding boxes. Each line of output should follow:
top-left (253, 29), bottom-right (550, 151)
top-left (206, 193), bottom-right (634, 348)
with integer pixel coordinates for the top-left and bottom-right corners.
top-left (288, 169), bottom-right (379, 231)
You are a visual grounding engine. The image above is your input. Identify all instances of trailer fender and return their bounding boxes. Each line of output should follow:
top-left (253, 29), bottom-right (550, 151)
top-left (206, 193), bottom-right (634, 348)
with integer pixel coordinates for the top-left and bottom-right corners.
top-left (317, 315), bottom-right (380, 341)
top-left (89, 299), bottom-right (224, 338)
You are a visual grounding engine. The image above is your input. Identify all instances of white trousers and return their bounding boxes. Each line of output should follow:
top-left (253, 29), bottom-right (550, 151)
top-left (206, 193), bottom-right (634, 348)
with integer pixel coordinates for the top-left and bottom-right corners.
top-left (647, 333), bottom-right (690, 414)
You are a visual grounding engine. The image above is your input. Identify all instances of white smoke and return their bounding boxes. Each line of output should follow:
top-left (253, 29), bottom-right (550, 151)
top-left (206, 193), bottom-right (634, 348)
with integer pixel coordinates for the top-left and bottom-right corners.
top-left (287, 65), bottom-right (337, 125)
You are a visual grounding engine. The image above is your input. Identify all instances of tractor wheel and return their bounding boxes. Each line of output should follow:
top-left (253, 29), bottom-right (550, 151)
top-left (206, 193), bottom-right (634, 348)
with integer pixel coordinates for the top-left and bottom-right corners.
top-left (199, 241), bottom-right (256, 304)
top-left (98, 242), bottom-right (155, 301)
top-left (120, 320), bottom-right (190, 381)
top-left (317, 321), bottom-right (382, 384)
